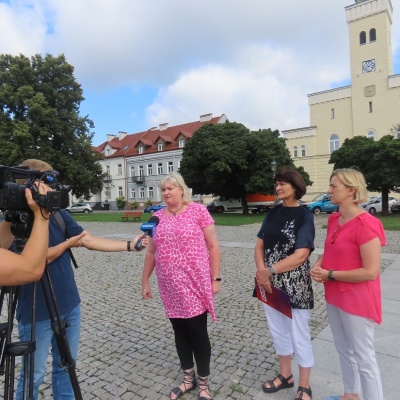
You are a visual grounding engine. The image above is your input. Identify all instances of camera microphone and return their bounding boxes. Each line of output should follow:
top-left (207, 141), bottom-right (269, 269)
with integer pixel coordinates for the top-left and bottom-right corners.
top-left (134, 215), bottom-right (160, 251)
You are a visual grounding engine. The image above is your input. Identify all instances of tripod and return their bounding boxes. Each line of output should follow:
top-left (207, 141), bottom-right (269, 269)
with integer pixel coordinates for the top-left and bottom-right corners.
top-left (0, 212), bottom-right (83, 400)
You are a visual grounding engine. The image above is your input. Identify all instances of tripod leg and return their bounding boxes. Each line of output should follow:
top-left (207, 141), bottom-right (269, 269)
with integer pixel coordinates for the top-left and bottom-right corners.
top-left (40, 267), bottom-right (83, 400)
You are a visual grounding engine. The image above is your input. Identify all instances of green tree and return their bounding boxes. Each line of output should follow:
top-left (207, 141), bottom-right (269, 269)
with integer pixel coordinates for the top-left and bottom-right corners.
top-left (0, 53), bottom-right (103, 198)
top-left (329, 135), bottom-right (400, 214)
top-left (179, 122), bottom-right (312, 214)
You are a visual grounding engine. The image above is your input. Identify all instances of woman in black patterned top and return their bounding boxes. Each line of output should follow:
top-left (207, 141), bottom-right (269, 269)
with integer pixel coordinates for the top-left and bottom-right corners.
top-left (254, 167), bottom-right (315, 400)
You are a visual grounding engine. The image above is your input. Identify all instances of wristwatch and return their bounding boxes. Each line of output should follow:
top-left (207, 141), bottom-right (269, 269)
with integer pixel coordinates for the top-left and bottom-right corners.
top-left (328, 270), bottom-right (335, 281)
top-left (269, 266), bottom-right (276, 277)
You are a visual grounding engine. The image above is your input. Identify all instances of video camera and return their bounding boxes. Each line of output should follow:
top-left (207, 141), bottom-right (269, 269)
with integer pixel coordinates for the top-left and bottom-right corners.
top-left (0, 164), bottom-right (70, 213)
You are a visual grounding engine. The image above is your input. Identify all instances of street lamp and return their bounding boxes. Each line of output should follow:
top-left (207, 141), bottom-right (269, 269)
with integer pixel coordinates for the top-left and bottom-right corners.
top-left (271, 160), bottom-right (277, 205)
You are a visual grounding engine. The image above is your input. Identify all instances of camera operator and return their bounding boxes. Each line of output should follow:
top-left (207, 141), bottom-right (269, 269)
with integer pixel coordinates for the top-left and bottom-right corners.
top-left (0, 183), bottom-right (51, 285)
top-left (0, 159), bottom-right (148, 400)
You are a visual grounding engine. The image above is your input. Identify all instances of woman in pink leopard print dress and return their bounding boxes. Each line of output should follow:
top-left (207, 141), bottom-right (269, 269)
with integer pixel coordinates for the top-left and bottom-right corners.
top-left (142, 172), bottom-right (221, 400)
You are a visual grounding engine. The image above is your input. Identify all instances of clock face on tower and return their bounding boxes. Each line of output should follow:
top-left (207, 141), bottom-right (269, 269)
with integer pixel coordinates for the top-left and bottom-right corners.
top-left (362, 59), bottom-right (376, 73)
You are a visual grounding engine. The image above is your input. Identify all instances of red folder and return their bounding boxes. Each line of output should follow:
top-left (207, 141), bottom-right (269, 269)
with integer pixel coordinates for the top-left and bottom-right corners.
top-left (254, 278), bottom-right (292, 319)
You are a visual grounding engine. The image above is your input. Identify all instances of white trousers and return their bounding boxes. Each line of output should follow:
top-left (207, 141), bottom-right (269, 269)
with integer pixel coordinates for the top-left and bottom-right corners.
top-left (326, 303), bottom-right (383, 400)
top-left (263, 304), bottom-right (314, 368)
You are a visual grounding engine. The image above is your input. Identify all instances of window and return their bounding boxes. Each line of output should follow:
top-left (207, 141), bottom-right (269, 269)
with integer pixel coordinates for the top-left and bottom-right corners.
top-left (331, 108), bottom-right (335, 119)
top-left (367, 130), bottom-right (375, 139)
top-left (147, 164), bottom-right (153, 176)
top-left (148, 187), bottom-right (154, 198)
top-left (178, 139), bottom-right (185, 148)
top-left (293, 146), bottom-right (298, 158)
top-left (168, 162), bottom-right (173, 173)
top-left (138, 146), bottom-right (144, 154)
top-left (118, 186), bottom-right (123, 197)
top-left (329, 134), bottom-right (340, 154)
top-left (369, 28), bottom-right (376, 42)
top-left (397, 127), bottom-right (400, 139)
top-left (360, 31), bottom-right (366, 45)
top-left (369, 101), bottom-right (373, 113)
top-left (177, 160), bottom-right (181, 170)
top-left (130, 188), bottom-right (136, 199)
top-left (117, 164), bottom-right (122, 175)
top-left (157, 163), bottom-right (163, 175)
top-left (139, 188), bottom-right (145, 198)
top-left (130, 166), bottom-right (134, 177)
top-left (139, 166), bottom-right (144, 178)
top-left (301, 145), bottom-right (306, 157)
top-left (105, 165), bottom-right (111, 180)
top-left (158, 143), bottom-right (163, 151)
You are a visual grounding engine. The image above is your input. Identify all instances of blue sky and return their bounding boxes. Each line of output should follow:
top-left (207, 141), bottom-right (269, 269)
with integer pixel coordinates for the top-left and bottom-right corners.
top-left (1, 0), bottom-right (399, 146)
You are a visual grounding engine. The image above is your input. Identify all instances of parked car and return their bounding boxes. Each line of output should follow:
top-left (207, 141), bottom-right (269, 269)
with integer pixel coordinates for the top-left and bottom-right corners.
top-left (144, 202), bottom-right (167, 213)
top-left (65, 203), bottom-right (93, 214)
top-left (302, 194), bottom-right (339, 215)
top-left (390, 201), bottom-right (400, 214)
top-left (360, 197), bottom-right (397, 215)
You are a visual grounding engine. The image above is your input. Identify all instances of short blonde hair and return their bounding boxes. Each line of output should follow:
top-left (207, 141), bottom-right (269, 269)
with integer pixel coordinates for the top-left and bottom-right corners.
top-left (160, 172), bottom-right (192, 204)
top-left (330, 168), bottom-right (368, 204)
top-left (20, 159), bottom-right (53, 172)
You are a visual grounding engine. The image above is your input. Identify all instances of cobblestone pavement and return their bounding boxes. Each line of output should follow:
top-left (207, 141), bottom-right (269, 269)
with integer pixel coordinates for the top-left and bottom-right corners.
top-left (1, 215), bottom-right (398, 399)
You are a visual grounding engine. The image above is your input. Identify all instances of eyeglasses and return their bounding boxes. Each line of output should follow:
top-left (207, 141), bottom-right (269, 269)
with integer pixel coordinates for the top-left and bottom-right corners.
top-left (330, 225), bottom-right (341, 244)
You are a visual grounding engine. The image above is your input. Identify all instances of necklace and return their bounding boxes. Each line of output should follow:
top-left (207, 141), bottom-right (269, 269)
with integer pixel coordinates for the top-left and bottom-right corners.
top-left (167, 204), bottom-right (185, 216)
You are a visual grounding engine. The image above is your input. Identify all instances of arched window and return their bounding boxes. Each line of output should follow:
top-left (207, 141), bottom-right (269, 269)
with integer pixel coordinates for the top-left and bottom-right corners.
top-left (301, 145), bottom-right (306, 157)
top-left (367, 130), bottom-right (375, 140)
top-left (293, 146), bottom-right (298, 158)
top-left (360, 31), bottom-right (366, 45)
top-left (329, 134), bottom-right (340, 154)
top-left (369, 28), bottom-right (376, 42)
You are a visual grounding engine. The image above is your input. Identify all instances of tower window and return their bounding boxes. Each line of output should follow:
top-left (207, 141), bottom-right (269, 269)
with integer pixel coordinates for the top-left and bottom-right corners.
top-left (367, 130), bottom-right (375, 140)
top-left (369, 28), bottom-right (376, 42)
top-left (329, 134), bottom-right (340, 154)
top-left (369, 102), bottom-right (373, 113)
top-left (331, 108), bottom-right (335, 119)
top-left (360, 31), bottom-right (366, 45)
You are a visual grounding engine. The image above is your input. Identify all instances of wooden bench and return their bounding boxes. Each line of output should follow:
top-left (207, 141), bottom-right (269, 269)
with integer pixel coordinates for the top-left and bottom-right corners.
top-left (121, 211), bottom-right (143, 222)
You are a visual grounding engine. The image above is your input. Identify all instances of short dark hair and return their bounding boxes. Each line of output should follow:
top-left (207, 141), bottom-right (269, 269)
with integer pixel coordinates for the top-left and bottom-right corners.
top-left (274, 168), bottom-right (307, 199)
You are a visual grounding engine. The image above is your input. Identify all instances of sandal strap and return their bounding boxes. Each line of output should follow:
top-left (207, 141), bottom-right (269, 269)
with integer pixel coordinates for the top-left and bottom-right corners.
top-left (295, 385), bottom-right (312, 399)
top-left (266, 373), bottom-right (293, 389)
top-left (198, 376), bottom-right (211, 399)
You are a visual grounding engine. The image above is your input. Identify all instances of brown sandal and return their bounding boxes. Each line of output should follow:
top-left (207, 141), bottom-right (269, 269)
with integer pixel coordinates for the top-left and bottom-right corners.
top-left (295, 385), bottom-right (312, 400)
top-left (262, 373), bottom-right (294, 393)
top-left (170, 369), bottom-right (197, 400)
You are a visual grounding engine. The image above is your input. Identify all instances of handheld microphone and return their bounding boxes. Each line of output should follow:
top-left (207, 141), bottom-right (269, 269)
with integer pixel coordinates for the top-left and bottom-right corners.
top-left (134, 215), bottom-right (160, 251)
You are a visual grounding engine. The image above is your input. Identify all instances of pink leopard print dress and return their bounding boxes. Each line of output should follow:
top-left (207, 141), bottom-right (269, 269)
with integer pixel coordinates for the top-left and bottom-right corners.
top-left (153, 202), bottom-right (217, 321)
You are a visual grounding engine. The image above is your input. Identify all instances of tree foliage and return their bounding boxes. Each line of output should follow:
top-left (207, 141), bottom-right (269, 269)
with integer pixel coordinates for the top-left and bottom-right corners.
top-left (329, 135), bottom-right (400, 214)
top-left (179, 122), bottom-right (312, 214)
top-left (0, 53), bottom-right (103, 198)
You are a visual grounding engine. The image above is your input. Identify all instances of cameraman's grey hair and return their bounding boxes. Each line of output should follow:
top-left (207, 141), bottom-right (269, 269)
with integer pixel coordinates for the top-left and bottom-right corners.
top-left (21, 159), bottom-right (53, 172)
top-left (160, 172), bottom-right (192, 204)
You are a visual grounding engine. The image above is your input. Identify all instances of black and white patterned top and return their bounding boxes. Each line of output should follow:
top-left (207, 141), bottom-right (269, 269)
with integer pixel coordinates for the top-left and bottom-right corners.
top-left (257, 204), bottom-right (315, 309)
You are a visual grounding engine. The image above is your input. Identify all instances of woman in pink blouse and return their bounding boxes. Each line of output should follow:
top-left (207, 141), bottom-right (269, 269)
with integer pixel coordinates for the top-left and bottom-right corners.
top-left (142, 172), bottom-right (221, 400)
top-left (311, 168), bottom-right (385, 400)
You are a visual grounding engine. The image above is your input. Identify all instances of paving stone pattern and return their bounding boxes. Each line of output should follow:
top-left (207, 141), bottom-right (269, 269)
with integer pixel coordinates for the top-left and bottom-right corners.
top-left (1, 215), bottom-right (396, 399)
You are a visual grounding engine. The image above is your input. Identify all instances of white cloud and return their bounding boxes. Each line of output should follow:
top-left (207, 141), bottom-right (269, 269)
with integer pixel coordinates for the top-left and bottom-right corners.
top-left (1, 0), bottom-right (399, 137)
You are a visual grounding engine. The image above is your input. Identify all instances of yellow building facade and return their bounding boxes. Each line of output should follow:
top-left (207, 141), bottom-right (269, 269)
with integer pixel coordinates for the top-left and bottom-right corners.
top-left (283, 0), bottom-right (400, 200)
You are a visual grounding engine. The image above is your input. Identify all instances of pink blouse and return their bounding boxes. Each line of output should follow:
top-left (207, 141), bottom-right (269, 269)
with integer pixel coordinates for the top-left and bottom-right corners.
top-left (322, 212), bottom-right (386, 324)
top-left (153, 202), bottom-right (217, 321)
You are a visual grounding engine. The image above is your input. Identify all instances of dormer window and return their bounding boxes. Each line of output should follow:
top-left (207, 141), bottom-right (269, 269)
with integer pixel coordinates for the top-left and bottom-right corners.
top-left (138, 146), bottom-right (144, 154)
top-left (178, 139), bottom-right (185, 148)
top-left (158, 143), bottom-right (163, 151)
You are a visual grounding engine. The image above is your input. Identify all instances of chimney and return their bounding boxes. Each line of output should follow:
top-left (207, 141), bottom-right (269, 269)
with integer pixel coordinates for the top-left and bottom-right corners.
top-left (106, 134), bottom-right (117, 142)
top-left (159, 123), bottom-right (169, 131)
top-left (150, 126), bottom-right (158, 131)
top-left (119, 131), bottom-right (127, 140)
top-left (200, 113), bottom-right (213, 122)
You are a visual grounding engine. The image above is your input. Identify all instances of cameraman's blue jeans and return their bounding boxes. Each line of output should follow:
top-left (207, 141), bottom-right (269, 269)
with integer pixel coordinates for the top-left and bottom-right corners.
top-left (16, 304), bottom-right (81, 400)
